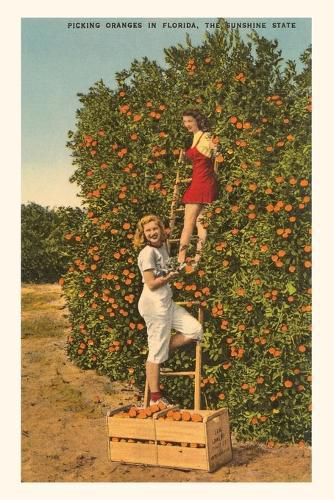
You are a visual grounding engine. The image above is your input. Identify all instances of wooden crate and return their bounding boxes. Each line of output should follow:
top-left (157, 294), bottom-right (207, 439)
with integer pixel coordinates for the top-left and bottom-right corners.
top-left (106, 406), bottom-right (232, 472)
top-left (155, 408), bottom-right (232, 472)
top-left (106, 405), bottom-right (157, 466)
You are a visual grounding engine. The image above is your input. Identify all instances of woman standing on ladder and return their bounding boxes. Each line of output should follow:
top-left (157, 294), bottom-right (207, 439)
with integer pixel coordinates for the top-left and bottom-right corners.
top-left (133, 214), bottom-right (203, 407)
top-left (177, 109), bottom-right (219, 270)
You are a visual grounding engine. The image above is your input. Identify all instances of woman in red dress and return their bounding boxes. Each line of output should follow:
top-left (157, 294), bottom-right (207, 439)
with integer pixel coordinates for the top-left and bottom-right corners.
top-left (177, 109), bottom-right (219, 269)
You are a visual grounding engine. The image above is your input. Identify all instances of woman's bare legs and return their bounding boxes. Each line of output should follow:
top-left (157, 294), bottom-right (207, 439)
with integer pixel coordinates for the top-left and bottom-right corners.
top-left (146, 334), bottom-right (195, 394)
top-left (146, 361), bottom-right (160, 392)
top-left (169, 332), bottom-right (195, 351)
top-left (178, 203), bottom-right (203, 264)
top-left (194, 207), bottom-right (207, 264)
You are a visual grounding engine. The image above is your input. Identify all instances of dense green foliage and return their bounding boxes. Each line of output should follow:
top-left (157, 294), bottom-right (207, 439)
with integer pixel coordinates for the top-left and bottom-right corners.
top-left (61, 21), bottom-right (311, 444)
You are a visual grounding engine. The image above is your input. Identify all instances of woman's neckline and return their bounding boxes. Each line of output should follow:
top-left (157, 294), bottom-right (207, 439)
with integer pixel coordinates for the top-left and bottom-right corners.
top-left (148, 241), bottom-right (164, 249)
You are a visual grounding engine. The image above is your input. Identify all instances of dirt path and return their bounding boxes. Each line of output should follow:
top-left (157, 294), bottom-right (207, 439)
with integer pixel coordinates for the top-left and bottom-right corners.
top-left (21, 284), bottom-right (311, 482)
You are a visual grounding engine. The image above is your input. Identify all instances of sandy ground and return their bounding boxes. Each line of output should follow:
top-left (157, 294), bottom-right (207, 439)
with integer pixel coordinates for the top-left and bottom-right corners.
top-left (21, 284), bottom-right (311, 482)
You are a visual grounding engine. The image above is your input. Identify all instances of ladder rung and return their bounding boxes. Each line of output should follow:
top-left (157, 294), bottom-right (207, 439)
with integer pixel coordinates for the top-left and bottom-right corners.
top-left (175, 207), bottom-right (185, 212)
top-left (175, 301), bottom-right (202, 305)
top-left (177, 177), bottom-right (192, 184)
top-left (168, 236), bottom-right (198, 243)
top-left (160, 371), bottom-right (195, 377)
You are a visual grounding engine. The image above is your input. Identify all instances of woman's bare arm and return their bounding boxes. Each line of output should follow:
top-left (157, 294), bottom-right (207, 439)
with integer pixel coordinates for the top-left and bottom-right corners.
top-left (143, 269), bottom-right (179, 290)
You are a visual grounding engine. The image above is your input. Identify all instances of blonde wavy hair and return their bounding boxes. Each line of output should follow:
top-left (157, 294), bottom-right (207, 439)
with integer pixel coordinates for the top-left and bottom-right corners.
top-left (133, 214), bottom-right (167, 249)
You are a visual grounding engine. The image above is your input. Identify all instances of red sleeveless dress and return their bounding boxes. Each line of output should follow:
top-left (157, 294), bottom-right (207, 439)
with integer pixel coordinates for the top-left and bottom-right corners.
top-left (182, 132), bottom-right (219, 204)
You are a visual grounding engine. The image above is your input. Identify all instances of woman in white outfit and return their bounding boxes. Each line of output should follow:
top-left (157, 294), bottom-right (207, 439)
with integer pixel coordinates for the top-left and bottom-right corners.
top-left (133, 214), bottom-right (203, 407)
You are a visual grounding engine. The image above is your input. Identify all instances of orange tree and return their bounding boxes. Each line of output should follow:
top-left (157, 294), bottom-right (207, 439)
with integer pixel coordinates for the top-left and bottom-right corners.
top-left (62, 21), bottom-right (311, 444)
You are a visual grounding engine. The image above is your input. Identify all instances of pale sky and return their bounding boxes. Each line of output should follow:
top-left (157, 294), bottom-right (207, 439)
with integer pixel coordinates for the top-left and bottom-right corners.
top-left (21, 17), bottom-right (311, 208)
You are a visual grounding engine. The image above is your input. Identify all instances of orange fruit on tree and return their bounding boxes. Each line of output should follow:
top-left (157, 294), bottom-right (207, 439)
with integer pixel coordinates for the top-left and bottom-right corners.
top-left (300, 179), bottom-right (309, 187)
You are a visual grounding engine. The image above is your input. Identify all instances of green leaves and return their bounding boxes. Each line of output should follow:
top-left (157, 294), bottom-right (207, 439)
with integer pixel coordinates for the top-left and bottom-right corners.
top-left (286, 282), bottom-right (297, 295)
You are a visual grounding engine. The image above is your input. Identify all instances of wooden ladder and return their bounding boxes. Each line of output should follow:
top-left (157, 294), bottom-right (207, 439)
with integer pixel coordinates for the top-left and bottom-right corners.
top-left (143, 150), bottom-right (208, 410)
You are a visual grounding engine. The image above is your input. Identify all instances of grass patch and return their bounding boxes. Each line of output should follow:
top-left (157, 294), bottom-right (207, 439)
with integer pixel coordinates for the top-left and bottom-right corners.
top-left (39, 381), bottom-right (98, 417)
top-left (21, 291), bottom-right (63, 310)
top-left (21, 292), bottom-right (60, 310)
top-left (22, 314), bottom-right (68, 339)
top-left (21, 284), bottom-right (68, 339)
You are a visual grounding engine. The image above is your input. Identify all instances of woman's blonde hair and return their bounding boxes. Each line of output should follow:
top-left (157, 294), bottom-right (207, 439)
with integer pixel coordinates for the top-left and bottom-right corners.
top-left (133, 214), bottom-right (167, 249)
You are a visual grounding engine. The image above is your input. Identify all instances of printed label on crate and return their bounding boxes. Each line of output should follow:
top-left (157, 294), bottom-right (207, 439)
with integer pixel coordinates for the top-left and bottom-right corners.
top-left (208, 427), bottom-right (232, 467)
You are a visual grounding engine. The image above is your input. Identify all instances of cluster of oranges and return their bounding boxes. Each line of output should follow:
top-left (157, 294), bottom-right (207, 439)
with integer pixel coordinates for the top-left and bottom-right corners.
top-left (112, 404), bottom-right (204, 423)
top-left (229, 115), bottom-right (252, 129)
top-left (267, 94), bottom-right (283, 106)
top-left (235, 72), bottom-right (246, 83)
top-left (186, 58), bottom-right (196, 75)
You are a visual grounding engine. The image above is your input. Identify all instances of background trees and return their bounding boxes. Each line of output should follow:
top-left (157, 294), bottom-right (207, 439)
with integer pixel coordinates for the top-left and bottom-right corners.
top-left (21, 202), bottom-right (84, 283)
